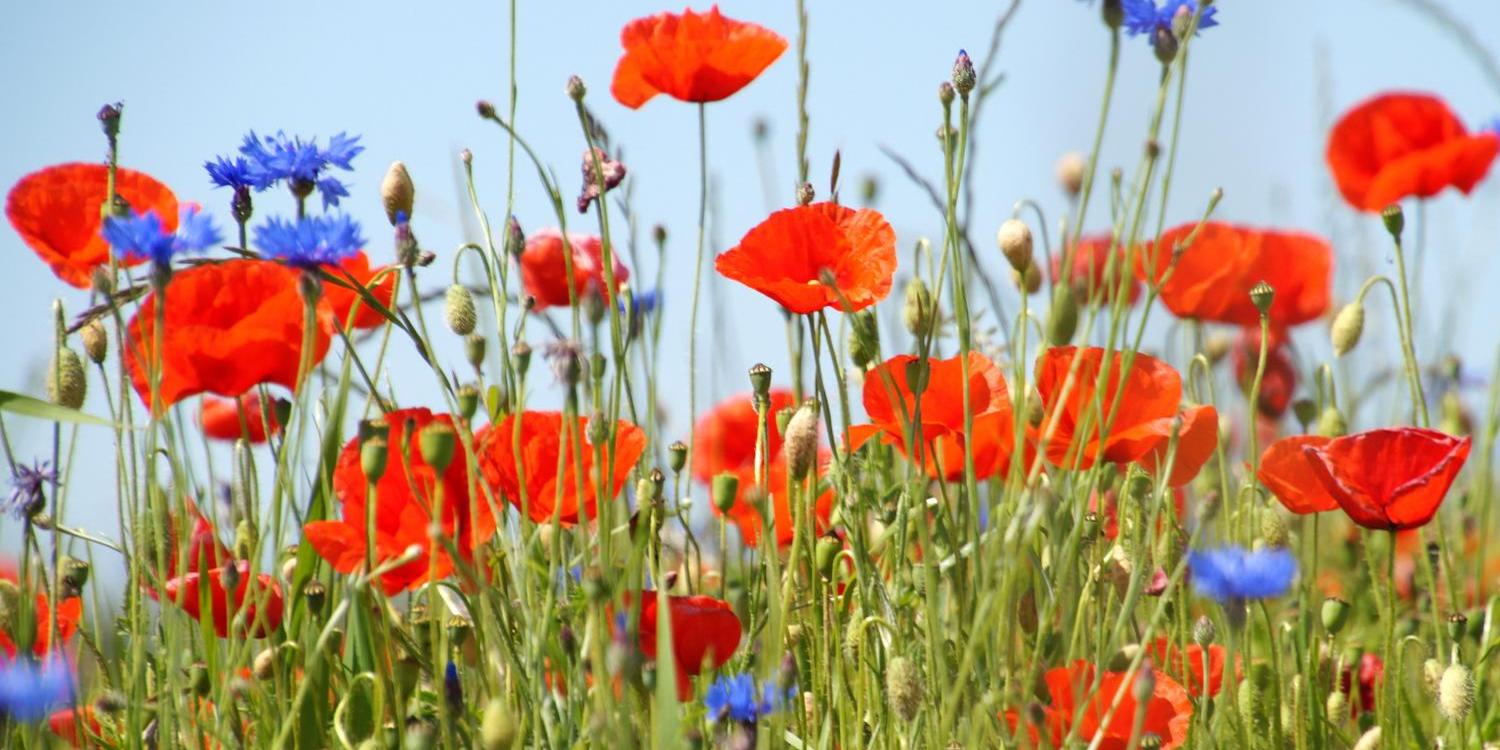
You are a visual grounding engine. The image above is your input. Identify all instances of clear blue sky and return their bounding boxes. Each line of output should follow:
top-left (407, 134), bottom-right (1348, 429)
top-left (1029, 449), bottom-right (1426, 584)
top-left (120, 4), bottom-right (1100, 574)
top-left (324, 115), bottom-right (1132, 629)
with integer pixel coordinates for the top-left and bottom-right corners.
top-left (4, 1), bottom-right (1500, 561)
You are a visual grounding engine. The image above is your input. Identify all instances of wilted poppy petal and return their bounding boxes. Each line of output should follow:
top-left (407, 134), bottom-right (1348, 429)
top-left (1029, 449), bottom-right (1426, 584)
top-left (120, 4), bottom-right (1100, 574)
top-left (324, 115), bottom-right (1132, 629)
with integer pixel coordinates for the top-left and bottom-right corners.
top-left (1258, 435), bottom-right (1336, 514)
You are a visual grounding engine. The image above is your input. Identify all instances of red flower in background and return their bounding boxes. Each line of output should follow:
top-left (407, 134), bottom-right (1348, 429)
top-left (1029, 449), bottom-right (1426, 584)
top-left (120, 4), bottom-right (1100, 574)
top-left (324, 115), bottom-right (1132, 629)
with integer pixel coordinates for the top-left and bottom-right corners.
top-left (716, 202), bottom-right (897, 314)
top-left (1147, 637), bottom-right (1229, 697)
top-left (1302, 427), bottom-right (1471, 531)
top-left (848, 352), bottom-right (1017, 481)
top-left (1257, 435), bottom-right (1336, 514)
top-left (476, 411), bottom-right (646, 526)
top-left (323, 251), bottom-right (397, 330)
top-left (635, 592), bottom-right (741, 701)
top-left (48, 706), bottom-right (102, 747)
top-left (162, 560), bottom-right (283, 639)
top-left (305, 408), bottom-right (491, 595)
top-left (519, 229), bottom-right (629, 309)
top-left (6, 163), bottom-right (179, 288)
top-left (1034, 346), bottom-right (1217, 487)
top-left (0, 563), bottom-right (82, 659)
top-left (1053, 234), bottom-right (1141, 305)
top-left (1327, 92), bottom-right (1499, 211)
top-left (199, 392), bottom-right (286, 443)
top-left (611, 7), bottom-right (787, 108)
top-left (1338, 652), bottom-right (1383, 716)
top-left (1002, 660), bottom-right (1193, 749)
top-left (125, 260), bottom-right (333, 410)
top-left (1136, 222), bottom-right (1332, 330)
top-left (1232, 327), bottom-right (1298, 418)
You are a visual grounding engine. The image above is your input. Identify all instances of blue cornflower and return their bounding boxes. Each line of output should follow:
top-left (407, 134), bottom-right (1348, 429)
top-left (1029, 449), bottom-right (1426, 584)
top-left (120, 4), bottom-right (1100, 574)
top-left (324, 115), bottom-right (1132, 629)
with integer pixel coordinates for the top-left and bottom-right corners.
top-left (5, 460), bottom-right (56, 519)
top-left (1122, 0), bottom-right (1217, 38)
top-left (443, 662), bottom-right (463, 712)
top-left (237, 130), bottom-right (364, 209)
top-left (205, 155), bottom-right (266, 191)
top-left (100, 206), bottom-right (222, 268)
top-left (703, 674), bottom-right (795, 723)
top-left (620, 288), bottom-right (662, 316)
top-left (0, 656), bottom-right (74, 722)
top-left (1187, 546), bottom-right (1296, 603)
top-left (254, 214), bottom-right (366, 269)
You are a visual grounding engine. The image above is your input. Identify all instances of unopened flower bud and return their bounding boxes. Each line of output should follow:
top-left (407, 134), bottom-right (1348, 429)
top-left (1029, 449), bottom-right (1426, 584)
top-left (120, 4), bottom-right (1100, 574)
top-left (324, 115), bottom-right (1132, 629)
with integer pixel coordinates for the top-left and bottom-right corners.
top-left (997, 219), bottom-right (1034, 273)
top-left (81, 320), bottom-right (108, 364)
top-left (1102, 0), bottom-right (1124, 28)
top-left (60, 556), bottom-right (90, 593)
top-left (481, 697), bottom-right (517, 750)
top-left (796, 182), bottom-right (815, 206)
top-left (456, 383), bottom-right (480, 421)
top-left (47, 347), bottom-right (87, 409)
top-left (1423, 658), bottom-right (1445, 695)
top-left (1316, 407), bottom-right (1347, 438)
top-left (476, 100), bottom-right (497, 119)
top-left (1193, 615), bottom-right (1216, 646)
top-left (1012, 263), bottom-right (1043, 295)
top-left (253, 648), bottom-right (277, 681)
top-left (1204, 332), bottom-right (1232, 365)
top-left (1260, 512), bottom-right (1289, 548)
top-left (1152, 27), bottom-right (1179, 64)
top-left (885, 656), bottom-right (924, 722)
top-left (504, 216), bottom-right (525, 258)
top-left (784, 401), bottom-right (820, 481)
top-left (1325, 691), bottom-right (1347, 723)
top-left (511, 341), bottom-right (532, 378)
top-left (1047, 284), bottom-right (1079, 345)
top-left (904, 277), bottom-right (934, 335)
top-left (1321, 597), bottom-right (1350, 635)
top-left (951, 50), bottom-right (976, 97)
top-left (97, 102), bottom-right (122, 141)
top-left (1437, 663), bottom-right (1474, 722)
top-left (1331, 301), bottom-right (1364, 357)
top-left (445, 285), bottom-right (477, 335)
top-left (1056, 152), bottom-right (1086, 197)
top-left (848, 310), bottom-right (879, 369)
top-left (937, 82), bottom-right (955, 107)
top-left (565, 75), bottom-right (586, 102)
top-left (465, 334), bottom-right (487, 371)
top-left (1352, 726), bottom-right (1382, 750)
top-left (1132, 662), bottom-right (1156, 704)
top-left (381, 161), bottom-right (415, 225)
top-left (712, 473), bottom-right (740, 514)
top-left (815, 534), bottom-right (841, 580)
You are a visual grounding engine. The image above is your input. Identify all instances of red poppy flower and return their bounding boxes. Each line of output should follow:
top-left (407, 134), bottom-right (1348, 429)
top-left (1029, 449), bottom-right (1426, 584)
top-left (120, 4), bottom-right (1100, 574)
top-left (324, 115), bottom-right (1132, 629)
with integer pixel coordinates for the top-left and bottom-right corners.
top-left (1326, 92), bottom-right (1499, 212)
top-left (848, 352), bottom-right (1017, 481)
top-left (635, 592), bottom-right (742, 701)
top-left (1146, 637), bottom-right (1229, 697)
top-left (6, 163), bottom-right (179, 288)
top-left (162, 560), bottom-right (283, 639)
top-left (1034, 346), bottom-right (1217, 487)
top-left (611, 7), bottom-right (787, 108)
top-left (1136, 222), bottom-right (1332, 329)
top-left (305, 408), bottom-right (490, 596)
top-left (1003, 660), bottom-right (1193, 749)
top-left (1231, 327), bottom-right (1298, 418)
top-left (721, 453), bottom-right (836, 548)
top-left (475, 411), bottom-right (647, 526)
top-left (49, 706), bottom-right (103, 746)
top-left (199, 392), bottom-right (285, 443)
top-left (716, 202), bottom-right (897, 314)
top-left (323, 250), bottom-right (397, 330)
top-left (1257, 435), bottom-right (1335, 514)
top-left (0, 579), bottom-right (82, 659)
top-left (125, 260), bottom-right (334, 410)
top-left (1301, 427), bottom-right (1471, 531)
top-left (1053, 234), bottom-right (1140, 305)
top-left (518, 229), bottom-right (629, 310)
top-left (1338, 652), bottom-right (1383, 716)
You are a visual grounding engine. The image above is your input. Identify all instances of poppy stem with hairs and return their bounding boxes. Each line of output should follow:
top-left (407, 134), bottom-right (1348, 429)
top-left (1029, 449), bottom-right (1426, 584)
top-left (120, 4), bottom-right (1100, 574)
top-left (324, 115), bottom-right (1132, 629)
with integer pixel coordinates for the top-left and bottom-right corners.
top-left (1245, 309), bottom-right (1271, 543)
top-left (1382, 205), bottom-right (1430, 427)
top-left (1383, 536), bottom-right (1400, 740)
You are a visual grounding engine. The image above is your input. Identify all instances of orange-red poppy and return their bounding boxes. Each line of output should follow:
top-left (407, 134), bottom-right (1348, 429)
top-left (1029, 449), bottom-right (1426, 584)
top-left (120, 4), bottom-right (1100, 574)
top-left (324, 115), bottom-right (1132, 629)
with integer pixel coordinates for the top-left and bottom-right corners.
top-left (1146, 637), bottom-right (1229, 697)
top-left (49, 706), bottom-right (103, 747)
top-left (475, 411), bottom-right (646, 526)
top-left (518, 229), bottom-right (629, 310)
top-left (848, 352), bottom-right (1016, 481)
top-left (1136, 222), bottom-right (1332, 330)
top-left (323, 250), bottom-right (397, 330)
top-left (1034, 346), bottom-right (1217, 487)
top-left (0, 565), bottom-right (82, 659)
top-left (611, 6), bottom-right (787, 108)
top-left (162, 560), bottom-right (283, 639)
top-left (716, 202), bottom-right (897, 314)
top-left (1053, 234), bottom-right (1140, 305)
top-left (720, 453), bottom-right (835, 548)
top-left (1301, 427), bottom-right (1471, 531)
top-left (305, 408), bottom-right (491, 596)
top-left (1231, 327), bottom-right (1298, 418)
top-left (125, 259), bottom-right (333, 410)
top-left (6, 163), bottom-right (179, 288)
top-left (1326, 92), bottom-right (1499, 212)
top-left (198, 392), bottom-right (285, 443)
top-left (1002, 660), bottom-right (1192, 749)
top-left (1257, 435), bottom-right (1336, 514)
top-left (635, 592), bottom-right (741, 701)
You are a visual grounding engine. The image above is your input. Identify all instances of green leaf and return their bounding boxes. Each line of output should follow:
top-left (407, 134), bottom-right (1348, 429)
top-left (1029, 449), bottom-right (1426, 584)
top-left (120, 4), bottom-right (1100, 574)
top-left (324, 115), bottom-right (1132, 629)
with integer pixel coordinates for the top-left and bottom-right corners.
top-left (0, 389), bottom-right (116, 427)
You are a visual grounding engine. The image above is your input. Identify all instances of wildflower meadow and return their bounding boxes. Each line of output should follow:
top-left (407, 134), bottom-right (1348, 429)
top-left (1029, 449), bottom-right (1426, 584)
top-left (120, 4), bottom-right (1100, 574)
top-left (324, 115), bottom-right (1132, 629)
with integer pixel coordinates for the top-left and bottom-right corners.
top-left (6, 0), bottom-right (1500, 748)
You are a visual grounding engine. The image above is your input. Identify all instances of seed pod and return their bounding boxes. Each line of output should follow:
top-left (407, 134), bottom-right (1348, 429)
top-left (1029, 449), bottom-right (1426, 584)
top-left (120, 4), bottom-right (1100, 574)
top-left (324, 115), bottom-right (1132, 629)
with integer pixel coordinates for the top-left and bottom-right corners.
top-left (1249, 281), bottom-right (1275, 317)
top-left (712, 473), bottom-right (740, 514)
top-left (668, 441), bottom-right (689, 474)
top-left (456, 383), bottom-right (480, 421)
top-left (381, 161), bottom-right (415, 225)
top-left (1331, 301), bottom-right (1364, 356)
top-left (465, 334), bottom-right (487, 370)
top-left (47, 347), bottom-right (87, 409)
top-left (419, 422), bottom-right (457, 475)
top-left (1438, 663), bottom-right (1473, 722)
top-left (81, 320), bottom-right (108, 364)
top-left (303, 580), bottom-right (326, 616)
top-left (885, 656), bottom-right (924, 722)
top-left (784, 401), bottom-right (820, 481)
top-left (1321, 598), bottom-right (1350, 635)
top-left (1381, 205), bottom-right (1404, 239)
top-left (445, 285), bottom-right (477, 335)
top-left (997, 219), bottom-right (1034, 274)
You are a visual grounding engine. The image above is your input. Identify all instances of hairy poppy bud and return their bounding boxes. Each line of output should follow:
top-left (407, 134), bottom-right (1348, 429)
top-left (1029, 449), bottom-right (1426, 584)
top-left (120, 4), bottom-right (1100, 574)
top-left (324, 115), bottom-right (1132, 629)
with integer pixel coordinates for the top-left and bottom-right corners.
top-left (1423, 657), bottom-right (1444, 695)
top-left (784, 401), bottom-right (820, 482)
top-left (1056, 152), bottom-right (1086, 197)
top-left (565, 75), bottom-right (586, 102)
top-left (1249, 281), bottom-right (1275, 317)
top-left (504, 216), bottom-right (525, 258)
top-left (60, 556), bottom-right (90, 594)
top-left (1331, 301), bottom-right (1364, 357)
top-left (1204, 332), bottom-right (1232, 365)
top-left (465, 334), bottom-right (487, 371)
top-left (1047, 283), bottom-right (1078, 345)
top-left (997, 219), bottom-right (1034, 273)
top-left (253, 648), bottom-right (277, 681)
top-left (1012, 263), bottom-right (1043, 295)
top-left (848, 310), bottom-right (879, 369)
top-left (1321, 597), bottom-right (1350, 635)
top-left (748, 363), bottom-right (773, 402)
top-left (381, 161), bottom-right (415, 225)
top-left (1438, 663), bottom-right (1474, 722)
top-left (419, 422), bottom-right (457, 475)
top-left (481, 697), bottom-right (517, 750)
top-left (1325, 691), bottom-right (1347, 723)
top-left (951, 50), bottom-right (976, 97)
top-left (445, 285), bottom-right (478, 335)
top-left (1352, 727), bottom-right (1381, 750)
top-left (1260, 512), bottom-right (1289, 548)
top-left (885, 656), bottom-right (924, 722)
top-left (1381, 204), bottom-right (1404, 240)
top-left (904, 277), bottom-right (934, 335)
top-left (815, 534), bottom-right (841, 580)
top-left (81, 320), bottom-right (108, 364)
top-left (1316, 406), bottom-right (1347, 438)
top-left (712, 473), bottom-right (740, 514)
top-left (47, 347), bottom-right (86, 409)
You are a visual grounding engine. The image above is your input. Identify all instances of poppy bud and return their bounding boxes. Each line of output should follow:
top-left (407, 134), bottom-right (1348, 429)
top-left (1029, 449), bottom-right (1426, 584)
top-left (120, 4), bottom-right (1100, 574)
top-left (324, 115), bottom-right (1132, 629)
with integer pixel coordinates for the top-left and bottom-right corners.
top-left (997, 218), bottom-right (1034, 273)
top-left (1438, 663), bottom-right (1474, 722)
top-left (303, 580), bottom-right (326, 616)
top-left (1025, 391), bottom-right (1045, 427)
top-left (847, 310), bottom-right (879, 369)
top-left (1055, 152), bottom-right (1086, 197)
top-left (481, 698), bottom-right (517, 750)
top-left (1260, 512), bottom-right (1289, 548)
top-left (1352, 727), bottom-right (1382, 750)
top-left (1292, 398), bottom-right (1318, 430)
top-left (668, 441), bottom-right (689, 474)
top-left (1108, 643), bottom-right (1142, 672)
top-left (465, 334), bottom-right (487, 371)
top-left (904, 277), bottom-right (935, 335)
top-left (60, 556), bottom-right (90, 593)
top-left (1249, 281), bottom-right (1275, 317)
top-left (47, 347), bottom-right (86, 409)
top-left (748, 363), bottom-right (773, 402)
top-left (1321, 597), bottom-right (1350, 635)
top-left (565, 75), bottom-right (586, 102)
top-left (91, 267), bottom-right (115, 297)
top-left (1331, 301), bottom-right (1364, 356)
top-left (937, 82), bottom-right (955, 107)
top-left (815, 534), bottom-right (841, 580)
top-left (885, 656), bottom-right (924, 722)
top-left (1193, 615), bottom-right (1216, 646)
top-left (381, 161), bottom-right (415, 225)
top-left (253, 648), bottom-right (277, 681)
top-left (1012, 263), bottom-right (1043, 295)
top-left (1047, 283), bottom-right (1078, 345)
top-left (951, 50), bottom-right (976, 98)
top-left (298, 269), bottom-right (322, 304)
top-left (95, 691), bottom-right (127, 715)
top-left (860, 174), bottom-right (879, 206)
top-left (1316, 406), bottom-right (1347, 438)
top-left (444, 285), bottom-right (478, 336)
top-left (1423, 657), bottom-right (1444, 695)
top-left (504, 216), bottom-right (525, 258)
top-left (1132, 661), bottom-right (1156, 704)
top-left (419, 422), bottom-right (457, 475)
top-left (1325, 691), bottom-right (1348, 723)
top-left (1380, 204), bottom-right (1404, 240)
top-left (712, 473), bottom-right (740, 514)
top-left (784, 401), bottom-right (820, 482)
top-left (796, 182), bottom-right (815, 207)
top-left (511, 341), bottom-right (532, 378)
top-left (81, 320), bottom-right (108, 364)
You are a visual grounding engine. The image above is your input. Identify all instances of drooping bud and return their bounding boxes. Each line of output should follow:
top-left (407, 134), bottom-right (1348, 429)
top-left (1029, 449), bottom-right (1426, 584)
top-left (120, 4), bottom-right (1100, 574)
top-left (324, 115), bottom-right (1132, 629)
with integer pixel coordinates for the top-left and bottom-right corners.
top-left (1204, 332), bottom-right (1232, 365)
top-left (81, 320), bottom-right (108, 364)
top-left (1321, 597), bottom-right (1350, 635)
top-left (1325, 691), bottom-right (1348, 723)
top-left (1056, 152), bottom-right (1086, 197)
top-left (1381, 205), bottom-right (1404, 240)
top-left (1292, 398), bottom-right (1318, 430)
top-left (419, 422), bottom-right (457, 475)
top-left (1012, 263), bottom-right (1043, 295)
top-left (847, 310), bottom-right (879, 369)
top-left (784, 401), bottom-right (820, 482)
top-left (885, 656), bottom-right (924, 722)
top-left (903, 277), bottom-right (934, 335)
top-left (504, 216), bottom-right (525, 258)
top-left (1437, 663), bottom-right (1474, 722)
top-left (381, 162), bottom-right (415, 225)
top-left (97, 102), bottom-right (123, 142)
top-left (1330, 301), bottom-right (1365, 357)
top-left (253, 648), bottom-right (277, 681)
top-left (445, 285), bottom-right (478, 335)
top-left (951, 50), bottom-right (976, 98)
top-left (1102, 0), bottom-right (1124, 28)
top-left (476, 100), bottom-right (497, 119)
top-left (815, 534), bottom-right (841, 580)
top-left (465, 334), bottom-right (487, 371)
top-left (1423, 658), bottom-right (1445, 695)
top-left (1132, 661), bottom-right (1156, 704)
top-left (1047, 283), bottom-right (1079, 345)
top-left (1260, 512), bottom-right (1289, 548)
top-left (60, 556), bottom-right (90, 594)
top-left (712, 473), bottom-right (740, 514)
top-left (47, 347), bottom-right (87, 409)
top-left (1249, 281), bottom-right (1275, 317)
top-left (996, 219), bottom-right (1034, 273)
